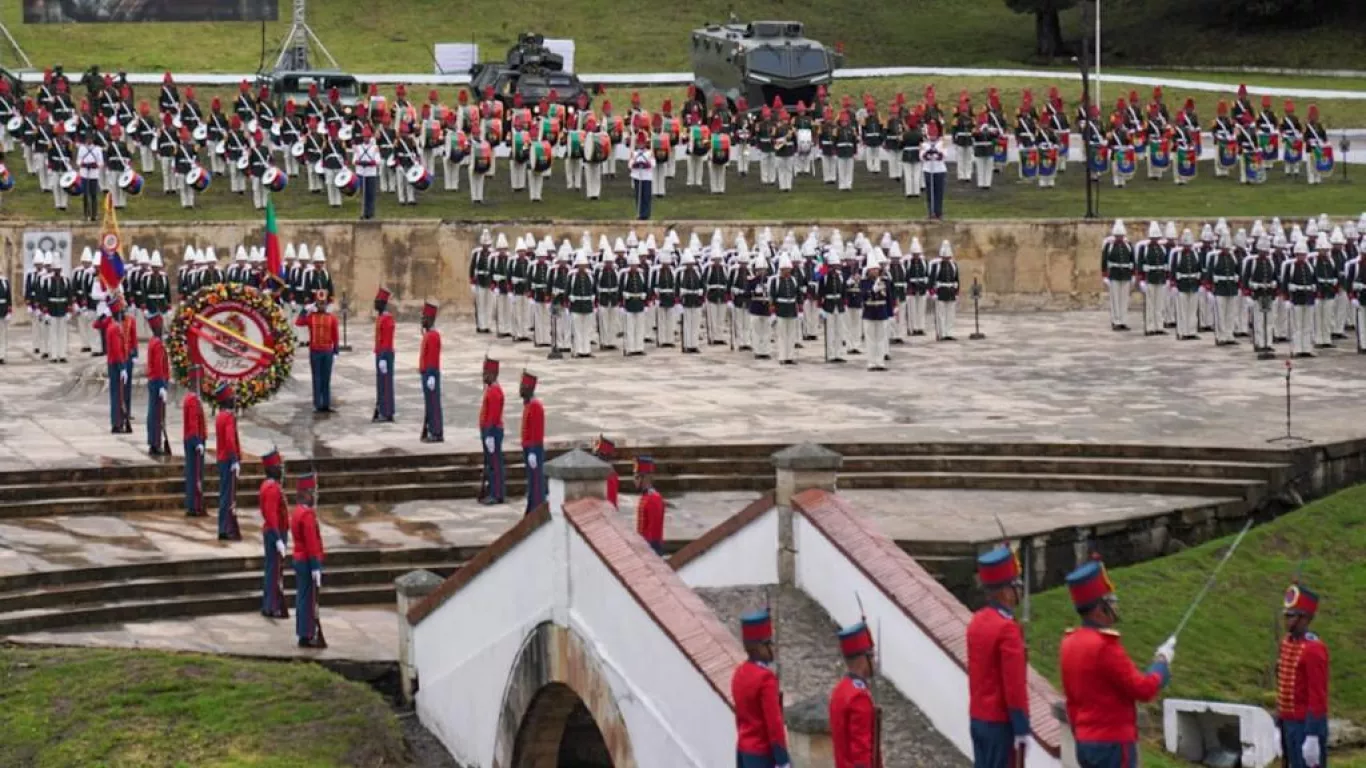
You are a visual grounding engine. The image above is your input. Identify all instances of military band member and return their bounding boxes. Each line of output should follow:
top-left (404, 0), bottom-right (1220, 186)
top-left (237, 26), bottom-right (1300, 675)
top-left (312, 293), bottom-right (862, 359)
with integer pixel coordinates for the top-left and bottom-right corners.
top-left (818, 107), bottom-right (838, 184)
top-left (174, 126), bottom-right (198, 209)
top-left (929, 240), bottom-right (961, 340)
top-left (1234, 113), bottom-right (1260, 185)
top-left (394, 123), bottom-right (421, 206)
top-left (732, 608), bottom-right (790, 768)
top-left (1303, 105), bottom-right (1328, 186)
top-left (567, 252), bottom-right (597, 357)
top-left (477, 356), bottom-right (504, 501)
top-left (1211, 101), bottom-right (1235, 178)
top-left (420, 302), bottom-right (444, 442)
top-left (1135, 221), bottom-right (1169, 335)
top-left (1102, 220), bottom-right (1135, 330)
top-left (469, 132), bottom-right (495, 204)
top-left (967, 545), bottom-right (1030, 768)
top-left (882, 103), bottom-right (903, 181)
top-left (1060, 556), bottom-right (1173, 768)
top-left (353, 124), bottom-right (380, 220)
top-left (47, 121), bottom-right (72, 211)
top-left (1280, 101), bottom-right (1304, 177)
top-left (970, 111), bottom-right (997, 190)
top-left (520, 370), bottom-right (546, 515)
top-left (1015, 89), bottom-right (1040, 182)
top-left (320, 124), bottom-right (346, 208)
top-left (900, 112), bottom-right (925, 197)
top-left (1036, 124), bottom-right (1059, 188)
top-left (830, 621), bottom-right (880, 768)
top-left (372, 287), bottom-right (395, 422)
top-left (245, 131), bottom-right (272, 210)
top-left (834, 111), bottom-right (858, 190)
top-left (291, 473), bottom-right (326, 648)
top-left (214, 384), bottom-right (243, 541)
top-left (861, 251), bottom-right (893, 370)
top-left (773, 110), bottom-right (797, 191)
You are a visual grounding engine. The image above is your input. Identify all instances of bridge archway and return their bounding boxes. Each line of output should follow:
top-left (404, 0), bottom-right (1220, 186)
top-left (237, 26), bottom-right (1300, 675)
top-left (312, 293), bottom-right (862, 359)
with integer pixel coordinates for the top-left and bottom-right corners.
top-left (492, 622), bottom-right (637, 768)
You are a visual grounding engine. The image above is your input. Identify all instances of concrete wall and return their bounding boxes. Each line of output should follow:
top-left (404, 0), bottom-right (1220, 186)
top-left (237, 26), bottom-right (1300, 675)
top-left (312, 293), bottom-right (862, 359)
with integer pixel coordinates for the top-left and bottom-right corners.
top-left (0, 218), bottom-right (1267, 317)
top-left (676, 507), bottom-right (779, 589)
top-left (794, 514), bottom-right (1063, 768)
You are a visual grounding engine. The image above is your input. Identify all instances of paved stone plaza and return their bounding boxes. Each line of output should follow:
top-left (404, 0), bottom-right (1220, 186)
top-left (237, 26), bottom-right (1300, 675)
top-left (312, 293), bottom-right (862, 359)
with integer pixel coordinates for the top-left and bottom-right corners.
top-left (0, 309), bottom-right (1360, 472)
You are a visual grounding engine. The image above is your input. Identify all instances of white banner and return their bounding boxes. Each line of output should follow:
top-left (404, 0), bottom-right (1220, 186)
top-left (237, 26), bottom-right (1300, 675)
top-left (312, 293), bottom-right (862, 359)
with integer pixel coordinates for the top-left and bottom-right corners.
top-left (23, 230), bottom-right (72, 275)
top-left (544, 39), bottom-right (576, 74)
top-left (434, 43), bottom-right (479, 75)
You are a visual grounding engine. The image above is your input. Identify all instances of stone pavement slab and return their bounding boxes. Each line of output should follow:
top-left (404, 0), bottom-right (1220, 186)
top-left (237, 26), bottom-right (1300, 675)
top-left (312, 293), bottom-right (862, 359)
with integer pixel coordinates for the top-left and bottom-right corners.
top-left (0, 310), bottom-right (1360, 473)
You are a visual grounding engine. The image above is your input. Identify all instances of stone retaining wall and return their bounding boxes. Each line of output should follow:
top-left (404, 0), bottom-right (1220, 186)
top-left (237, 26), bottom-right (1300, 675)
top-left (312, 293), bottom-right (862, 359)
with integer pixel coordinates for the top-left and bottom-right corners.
top-left (0, 218), bottom-right (1264, 317)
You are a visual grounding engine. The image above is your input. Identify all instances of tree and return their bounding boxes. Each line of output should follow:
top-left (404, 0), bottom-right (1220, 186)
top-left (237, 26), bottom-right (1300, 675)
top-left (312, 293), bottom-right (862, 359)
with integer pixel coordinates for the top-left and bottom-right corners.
top-left (1005, 0), bottom-right (1080, 60)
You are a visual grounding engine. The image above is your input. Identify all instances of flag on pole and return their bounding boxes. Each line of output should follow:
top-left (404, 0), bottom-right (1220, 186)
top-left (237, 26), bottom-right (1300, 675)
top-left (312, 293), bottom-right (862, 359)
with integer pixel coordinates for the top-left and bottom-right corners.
top-left (97, 191), bottom-right (125, 291)
top-left (264, 199), bottom-right (283, 281)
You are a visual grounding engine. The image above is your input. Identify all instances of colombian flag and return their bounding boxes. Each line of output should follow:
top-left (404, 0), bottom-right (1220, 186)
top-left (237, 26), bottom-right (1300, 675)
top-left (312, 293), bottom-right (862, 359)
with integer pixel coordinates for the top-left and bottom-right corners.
top-left (97, 192), bottom-right (125, 291)
top-left (264, 199), bottom-right (283, 282)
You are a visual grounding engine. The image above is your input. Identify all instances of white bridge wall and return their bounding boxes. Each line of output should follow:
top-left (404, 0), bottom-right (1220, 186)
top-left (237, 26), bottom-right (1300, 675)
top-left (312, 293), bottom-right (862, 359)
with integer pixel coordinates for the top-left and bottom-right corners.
top-left (794, 515), bottom-right (1062, 768)
top-left (676, 507), bottom-right (779, 589)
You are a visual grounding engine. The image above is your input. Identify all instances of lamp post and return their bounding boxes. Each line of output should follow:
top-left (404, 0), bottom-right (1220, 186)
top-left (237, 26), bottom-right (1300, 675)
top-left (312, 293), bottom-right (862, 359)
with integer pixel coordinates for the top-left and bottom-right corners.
top-left (1078, 2), bottom-right (1100, 219)
top-left (1340, 132), bottom-right (1351, 181)
top-left (969, 277), bottom-right (986, 340)
top-left (339, 291), bottom-right (352, 352)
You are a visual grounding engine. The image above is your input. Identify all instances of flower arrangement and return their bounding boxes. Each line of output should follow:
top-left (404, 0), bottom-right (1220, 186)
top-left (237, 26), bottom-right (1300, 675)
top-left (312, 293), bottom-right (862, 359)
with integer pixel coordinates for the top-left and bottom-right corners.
top-left (167, 283), bottom-right (296, 409)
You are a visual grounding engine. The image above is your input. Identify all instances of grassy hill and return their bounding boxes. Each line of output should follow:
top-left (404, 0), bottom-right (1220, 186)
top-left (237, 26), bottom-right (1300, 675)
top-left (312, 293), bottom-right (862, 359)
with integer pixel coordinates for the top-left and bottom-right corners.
top-left (0, 646), bottom-right (415, 767)
top-left (0, 0), bottom-right (1361, 74)
top-left (1026, 483), bottom-right (1366, 767)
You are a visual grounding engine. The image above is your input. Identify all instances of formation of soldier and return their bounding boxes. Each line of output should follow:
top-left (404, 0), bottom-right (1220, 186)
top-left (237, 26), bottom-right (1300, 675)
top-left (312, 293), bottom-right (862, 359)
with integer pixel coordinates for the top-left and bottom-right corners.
top-left (731, 545), bottom-right (1331, 768)
top-left (0, 71), bottom-right (1342, 219)
top-left (467, 225), bottom-right (965, 369)
top-left (1101, 212), bottom-right (1366, 356)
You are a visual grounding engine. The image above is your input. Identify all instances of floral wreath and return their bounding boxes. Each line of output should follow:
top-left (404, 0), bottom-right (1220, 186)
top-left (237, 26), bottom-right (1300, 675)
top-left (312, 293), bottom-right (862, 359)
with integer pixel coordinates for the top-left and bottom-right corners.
top-left (167, 283), bottom-right (296, 409)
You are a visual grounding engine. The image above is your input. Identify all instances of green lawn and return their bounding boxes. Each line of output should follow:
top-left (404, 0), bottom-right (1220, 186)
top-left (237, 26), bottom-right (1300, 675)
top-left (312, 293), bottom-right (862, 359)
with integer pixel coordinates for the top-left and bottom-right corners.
top-left (0, 0), bottom-right (1360, 73)
top-left (3, 153), bottom-right (1356, 224)
top-left (0, 647), bottom-right (413, 767)
top-left (1025, 484), bottom-right (1366, 767)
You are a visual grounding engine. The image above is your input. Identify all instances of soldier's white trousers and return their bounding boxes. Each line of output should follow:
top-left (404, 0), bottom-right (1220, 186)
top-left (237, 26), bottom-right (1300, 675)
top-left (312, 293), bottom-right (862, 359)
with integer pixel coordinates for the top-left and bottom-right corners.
top-left (554, 307), bottom-right (572, 350)
top-left (652, 163), bottom-right (667, 196)
top-left (908, 294), bottom-right (929, 334)
top-left (604, 149), bottom-right (619, 177)
top-left (468, 169), bottom-right (487, 202)
top-left (252, 177), bottom-right (268, 209)
top-left (510, 161), bottom-right (527, 190)
top-left (863, 318), bottom-right (889, 369)
top-left (1107, 280), bottom-right (1131, 327)
top-left (47, 315), bottom-right (68, 360)
top-left (974, 157), bottom-right (994, 188)
top-left (160, 158), bottom-right (175, 191)
top-left (891, 301), bottom-right (907, 342)
top-left (472, 288), bottom-right (489, 331)
top-left (520, 295), bottom-right (535, 340)
top-left (735, 145), bottom-right (750, 175)
top-left (443, 158), bottom-right (462, 191)
top-left (886, 150), bottom-right (902, 179)
top-left (571, 312), bottom-right (593, 356)
top-left (821, 155), bottom-right (837, 183)
top-left (703, 301), bottom-right (725, 343)
top-left (802, 299), bottom-right (819, 338)
top-left (686, 155), bottom-right (704, 186)
top-left (624, 311), bottom-right (646, 354)
top-left (776, 316), bottom-right (799, 362)
top-left (760, 152), bottom-right (775, 184)
top-left (864, 147), bottom-right (882, 173)
top-left (380, 165), bottom-right (395, 193)
top-left (52, 180), bottom-right (68, 210)
top-left (565, 158), bottom-right (582, 190)
top-left (842, 310), bottom-right (861, 351)
top-left (528, 172), bottom-right (545, 201)
top-left (1142, 282), bottom-right (1165, 333)
top-left (396, 177), bottom-right (415, 204)
top-left (1176, 292), bottom-right (1199, 338)
top-left (1355, 304), bottom-right (1366, 351)
top-left (32, 314), bottom-right (45, 355)
top-left (656, 306), bottom-right (677, 347)
top-left (955, 150), bottom-right (974, 181)
top-left (1291, 303), bottom-right (1314, 355)
top-left (1335, 293), bottom-right (1349, 335)
top-left (1306, 164), bottom-right (1322, 185)
top-left (1273, 295), bottom-right (1289, 339)
top-left (750, 313), bottom-right (772, 357)
top-left (139, 147), bottom-right (154, 173)
top-left (178, 180), bottom-right (195, 208)
top-left (1163, 285), bottom-right (1177, 325)
top-left (601, 306), bottom-right (621, 347)
top-left (682, 307), bottom-right (702, 350)
top-left (1251, 301), bottom-right (1272, 350)
top-left (1234, 295), bottom-right (1250, 336)
top-left (496, 292), bottom-right (513, 336)
top-left (935, 299), bottom-right (958, 340)
top-left (584, 164), bottom-right (603, 198)
top-left (836, 158), bottom-right (854, 190)
top-left (776, 157), bottom-right (794, 191)
top-left (533, 302), bottom-right (552, 346)
top-left (284, 154), bottom-right (300, 178)
top-left (902, 162), bottom-right (923, 196)
top-left (1214, 295), bottom-right (1237, 343)
top-left (1314, 301), bottom-right (1333, 346)
top-left (731, 305), bottom-right (750, 348)
top-left (0, 317), bottom-right (7, 360)
top-left (822, 311), bottom-right (844, 361)
top-left (1198, 289), bottom-right (1215, 329)
top-left (708, 162), bottom-right (726, 193)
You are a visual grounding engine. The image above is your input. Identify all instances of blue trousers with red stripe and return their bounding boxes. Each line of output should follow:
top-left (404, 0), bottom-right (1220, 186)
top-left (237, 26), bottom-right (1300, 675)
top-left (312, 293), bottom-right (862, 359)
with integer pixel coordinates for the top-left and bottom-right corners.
top-left (481, 425), bottom-right (505, 501)
top-left (736, 753), bottom-right (776, 768)
top-left (294, 561), bottom-right (321, 643)
top-left (1075, 741), bottom-right (1139, 768)
top-left (146, 380), bottom-right (165, 451)
top-left (971, 719), bottom-right (1018, 768)
top-left (1282, 718), bottom-right (1329, 768)
top-left (107, 363), bottom-right (125, 429)
top-left (217, 460), bottom-right (241, 539)
top-left (261, 530), bottom-right (288, 616)
top-left (183, 437), bottom-right (204, 515)
top-left (374, 351), bottom-right (395, 419)
top-left (421, 368), bottom-right (443, 438)
top-left (524, 445), bottom-right (545, 514)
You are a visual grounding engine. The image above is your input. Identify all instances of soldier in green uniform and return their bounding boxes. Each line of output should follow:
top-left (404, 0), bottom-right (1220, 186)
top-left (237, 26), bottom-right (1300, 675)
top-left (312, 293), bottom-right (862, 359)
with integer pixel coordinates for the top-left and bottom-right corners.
top-left (755, 105), bottom-right (776, 185)
top-left (834, 113), bottom-right (858, 191)
top-left (900, 111), bottom-right (925, 198)
top-left (860, 98), bottom-right (884, 174)
top-left (1102, 220), bottom-right (1135, 331)
top-left (793, 101), bottom-right (816, 176)
top-left (884, 101), bottom-right (904, 182)
top-left (1170, 229), bottom-right (1204, 341)
top-left (774, 109), bottom-right (797, 191)
top-left (818, 107), bottom-right (838, 184)
top-left (952, 99), bottom-right (975, 183)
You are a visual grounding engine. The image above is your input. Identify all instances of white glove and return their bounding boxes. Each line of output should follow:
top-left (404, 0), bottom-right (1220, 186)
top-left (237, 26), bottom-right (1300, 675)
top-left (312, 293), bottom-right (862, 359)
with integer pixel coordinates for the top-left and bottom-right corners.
top-left (1102, 277), bottom-right (1110, 287)
top-left (425, 376), bottom-right (435, 392)
top-left (1138, 281), bottom-right (1147, 294)
top-left (1353, 298), bottom-right (1360, 308)
top-left (231, 461), bottom-right (240, 477)
top-left (1156, 635), bottom-right (1176, 664)
top-left (484, 436), bottom-right (495, 454)
top-left (1302, 735), bottom-right (1321, 767)
top-left (378, 359), bottom-right (387, 374)
top-left (1198, 286), bottom-right (1207, 296)
top-left (96, 304), bottom-right (111, 319)
top-left (119, 370), bottom-right (128, 385)
top-left (275, 540), bottom-right (287, 558)
top-left (197, 444), bottom-right (204, 456)
top-left (527, 453), bottom-right (538, 469)
top-left (312, 570), bottom-right (322, 588)
top-left (158, 388), bottom-right (167, 403)
top-left (1014, 735), bottom-right (1029, 753)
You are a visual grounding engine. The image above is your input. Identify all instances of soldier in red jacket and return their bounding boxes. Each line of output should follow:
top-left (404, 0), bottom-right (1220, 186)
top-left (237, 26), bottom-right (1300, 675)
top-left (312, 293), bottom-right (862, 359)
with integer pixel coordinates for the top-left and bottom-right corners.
top-left (372, 287), bottom-right (396, 422)
top-left (294, 289), bottom-right (339, 413)
top-left (258, 449), bottom-right (289, 619)
top-left (419, 301), bottom-right (444, 442)
top-left (182, 365), bottom-right (207, 516)
top-left (477, 356), bottom-right (504, 500)
top-left (732, 608), bottom-right (791, 768)
top-left (967, 545), bottom-right (1030, 768)
top-left (95, 300), bottom-right (131, 433)
top-left (145, 314), bottom-right (170, 455)
top-left (592, 434), bottom-right (619, 508)
top-left (1060, 557), bottom-right (1174, 768)
top-left (633, 455), bottom-right (665, 554)
top-left (520, 370), bottom-right (545, 515)
top-left (213, 383), bottom-right (242, 541)
top-left (830, 621), bottom-right (880, 768)
top-left (290, 473), bottom-right (327, 648)
top-left (1278, 583), bottom-right (1329, 768)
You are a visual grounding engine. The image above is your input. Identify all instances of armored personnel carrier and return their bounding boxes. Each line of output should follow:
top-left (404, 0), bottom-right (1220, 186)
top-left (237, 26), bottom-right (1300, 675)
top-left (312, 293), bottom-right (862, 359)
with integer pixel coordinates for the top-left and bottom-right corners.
top-left (467, 32), bottom-right (591, 110)
top-left (691, 20), bottom-right (842, 111)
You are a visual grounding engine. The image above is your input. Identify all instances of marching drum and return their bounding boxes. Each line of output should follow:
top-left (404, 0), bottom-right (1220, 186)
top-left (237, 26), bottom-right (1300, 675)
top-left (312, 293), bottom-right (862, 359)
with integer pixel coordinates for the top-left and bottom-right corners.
top-left (117, 169), bottom-right (145, 195)
top-left (1243, 152), bottom-right (1266, 184)
top-left (1312, 145), bottom-right (1334, 177)
top-left (236, 155), bottom-right (250, 171)
top-left (246, 119), bottom-right (259, 135)
top-left (1177, 148), bottom-right (1198, 179)
top-left (192, 124), bottom-right (209, 142)
top-left (263, 166), bottom-right (289, 192)
top-left (0, 164), bottom-right (13, 191)
top-left (333, 168), bottom-right (359, 196)
top-left (63, 116), bottom-right (78, 134)
top-left (1039, 147), bottom-right (1058, 177)
top-left (213, 140), bottom-right (227, 156)
top-left (1116, 146), bottom-right (1137, 180)
top-left (1088, 145), bottom-right (1109, 174)
top-left (1283, 138), bottom-right (1304, 165)
top-left (405, 164), bottom-right (433, 191)
top-left (290, 141), bottom-right (306, 158)
top-left (796, 128), bottom-right (813, 156)
top-left (313, 160), bottom-right (326, 176)
top-left (60, 170), bottom-right (85, 195)
top-left (1021, 147), bottom-right (1039, 179)
top-left (5, 116), bottom-right (21, 132)
top-left (186, 166), bottom-right (212, 191)
top-left (338, 124), bottom-right (354, 142)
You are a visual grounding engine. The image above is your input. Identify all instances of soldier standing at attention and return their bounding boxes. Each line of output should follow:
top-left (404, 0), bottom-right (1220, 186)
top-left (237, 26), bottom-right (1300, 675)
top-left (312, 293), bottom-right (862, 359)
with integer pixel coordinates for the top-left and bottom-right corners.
top-left (0, 264), bottom-right (10, 364)
top-left (830, 621), bottom-right (880, 768)
top-left (1170, 229), bottom-right (1204, 340)
top-left (818, 250), bottom-right (847, 363)
top-left (182, 365), bottom-right (206, 516)
top-left (1136, 221), bottom-right (1170, 336)
top-left (905, 238), bottom-right (931, 337)
top-left (967, 545), bottom-right (1030, 768)
top-left (633, 456), bottom-right (665, 554)
top-left (295, 290), bottom-right (339, 413)
top-left (1060, 556), bottom-right (1174, 768)
top-left (861, 250), bottom-right (893, 370)
top-left (678, 250), bottom-right (706, 353)
top-left (213, 384), bottom-right (243, 541)
top-left (145, 314), bottom-right (170, 455)
top-left (732, 608), bottom-right (792, 768)
top-left (95, 299), bottom-right (130, 433)
top-left (1278, 582), bottom-right (1330, 768)
top-left (703, 247), bottom-right (730, 345)
top-left (478, 357), bottom-right (505, 504)
top-left (953, 98), bottom-right (975, 183)
top-left (419, 302), bottom-right (443, 442)
top-left (1207, 233), bottom-right (1242, 347)
top-left (928, 241), bottom-right (961, 341)
top-left (291, 473), bottom-right (327, 649)
top-left (373, 288), bottom-right (396, 422)
top-left (1285, 240), bottom-right (1318, 358)
top-left (520, 370), bottom-right (545, 515)
top-left (258, 449), bottom-right (289, 619)
top-left (921, 122), bottom-right (948, 220)
top-left (567, 251), bottom-right (597, 357)
top-left (770, 254), bottom-right (802, 365)
top-left (1102, 220), bottom-right (1135, 331)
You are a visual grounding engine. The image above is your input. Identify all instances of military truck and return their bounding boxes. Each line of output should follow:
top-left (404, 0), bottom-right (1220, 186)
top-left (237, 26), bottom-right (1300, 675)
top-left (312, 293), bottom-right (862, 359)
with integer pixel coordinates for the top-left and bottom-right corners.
top-left (691, 20), bottom-right (842, 112)
top-left (266, 70), bottom-right (363, 112)
top-left (467, 32), bottom-right (591, 110)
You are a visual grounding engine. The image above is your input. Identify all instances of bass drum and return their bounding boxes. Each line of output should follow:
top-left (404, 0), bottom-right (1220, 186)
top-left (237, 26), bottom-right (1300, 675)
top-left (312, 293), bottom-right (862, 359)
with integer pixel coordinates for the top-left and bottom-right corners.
top-left (797, 128), bottom-right (813, 156)
top-left (117, 169), bottom-right (145, 195)
top-left (333, 168), bottom-right (359, 196)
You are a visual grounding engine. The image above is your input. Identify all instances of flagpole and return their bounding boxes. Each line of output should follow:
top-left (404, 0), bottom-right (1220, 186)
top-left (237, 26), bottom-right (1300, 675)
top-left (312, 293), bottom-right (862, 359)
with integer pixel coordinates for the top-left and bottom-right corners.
top-left (1095, 0), bottom-right (1102, 112)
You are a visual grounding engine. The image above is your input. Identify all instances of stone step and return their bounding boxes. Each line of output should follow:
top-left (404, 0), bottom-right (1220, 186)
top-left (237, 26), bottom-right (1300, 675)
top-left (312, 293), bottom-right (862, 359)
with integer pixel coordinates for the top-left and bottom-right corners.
top-left (839, 472), bottom-right (1265, 498)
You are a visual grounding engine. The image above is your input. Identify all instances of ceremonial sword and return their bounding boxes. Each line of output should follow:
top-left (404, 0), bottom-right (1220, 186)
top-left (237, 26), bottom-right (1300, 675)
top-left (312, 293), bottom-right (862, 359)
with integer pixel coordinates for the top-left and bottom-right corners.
top-left (1170, 516), bottom-right (1256, 641)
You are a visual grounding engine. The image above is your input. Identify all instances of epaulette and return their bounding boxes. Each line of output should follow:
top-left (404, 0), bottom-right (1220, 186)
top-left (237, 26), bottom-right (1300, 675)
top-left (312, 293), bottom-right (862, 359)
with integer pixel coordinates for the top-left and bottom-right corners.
top-left (1305, 632), bottom-right (1320, 642)
top-left (1099, 628), bottom-right (1121, 637)
top-left (1063, 627), bottom-right (1077, 635)
top-left (852, 678), bottom-right (867, 690)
